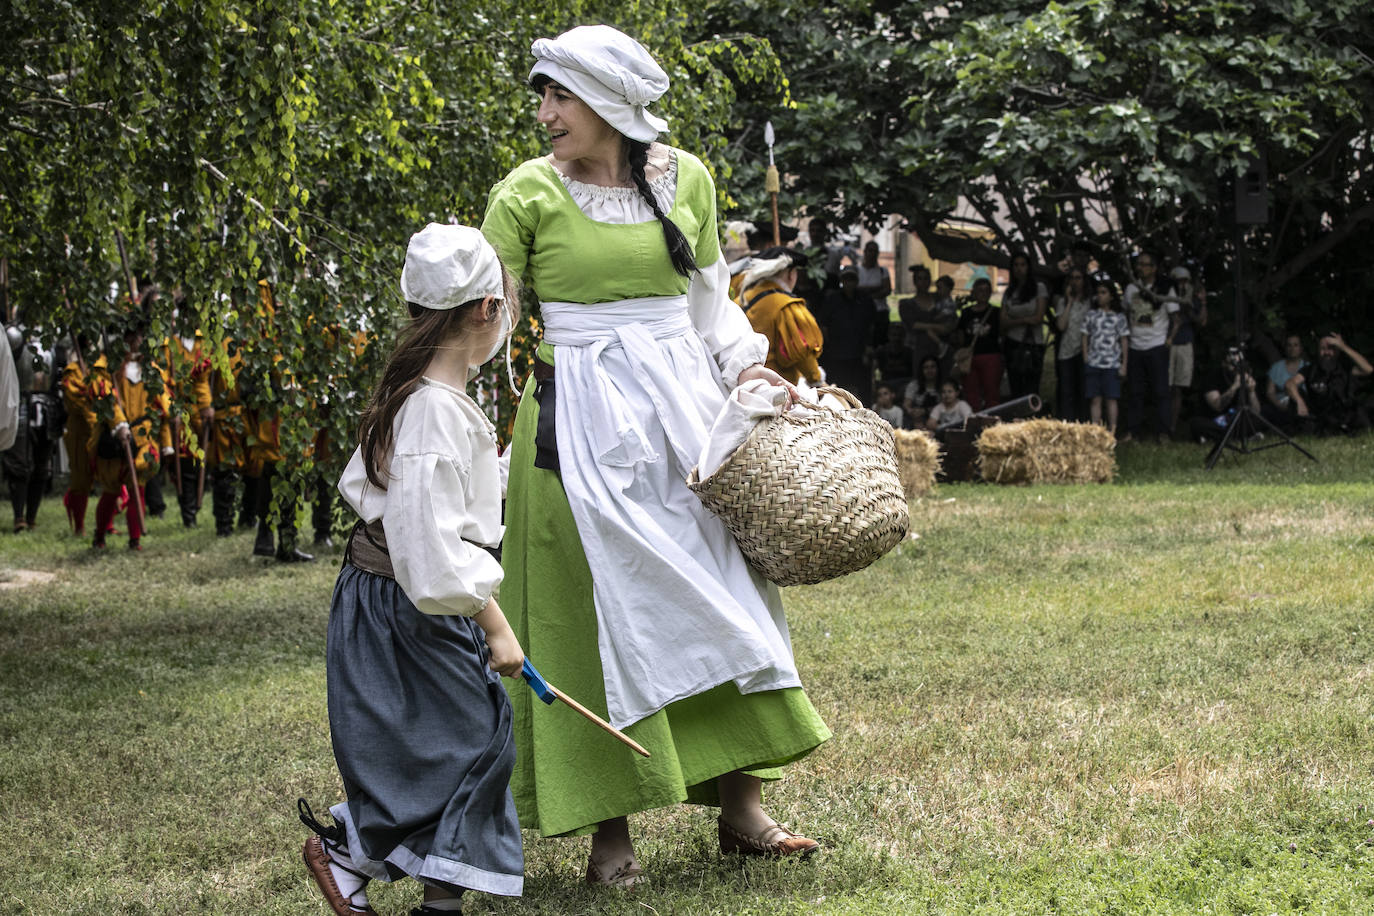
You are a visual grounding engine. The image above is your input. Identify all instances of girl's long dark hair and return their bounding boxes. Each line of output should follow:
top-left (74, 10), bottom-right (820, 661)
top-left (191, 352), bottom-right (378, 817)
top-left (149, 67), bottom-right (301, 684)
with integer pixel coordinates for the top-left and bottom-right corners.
top-left (357, 270), bottom-right (518, 490)
top-left (1006, 250), bottom-right (1038, 304)
top-left (626, 138), bottom-right (696, 277)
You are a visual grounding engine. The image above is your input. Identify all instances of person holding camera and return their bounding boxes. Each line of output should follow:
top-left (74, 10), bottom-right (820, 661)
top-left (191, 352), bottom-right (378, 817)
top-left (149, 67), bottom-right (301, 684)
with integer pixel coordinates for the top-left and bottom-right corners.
top-left (1122, 251), bottom-right (1179, 443)
top-left (1189, 345), bottom-right (1262, 443)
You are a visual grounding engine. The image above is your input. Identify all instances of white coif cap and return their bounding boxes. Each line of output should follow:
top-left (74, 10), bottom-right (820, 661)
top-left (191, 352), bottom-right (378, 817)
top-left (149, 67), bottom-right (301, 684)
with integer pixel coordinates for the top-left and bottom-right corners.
top-left (530, 25), bottom-right (669, 143)
top-left (400, 223), bottom-right (503, 310)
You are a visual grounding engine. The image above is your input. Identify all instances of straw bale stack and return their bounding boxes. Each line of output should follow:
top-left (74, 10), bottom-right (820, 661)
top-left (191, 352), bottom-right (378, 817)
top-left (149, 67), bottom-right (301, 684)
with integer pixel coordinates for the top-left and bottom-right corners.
top-left (976, 419), bottom-right (1116, 485)
top-left (893, 428), bottom-right (940, 498)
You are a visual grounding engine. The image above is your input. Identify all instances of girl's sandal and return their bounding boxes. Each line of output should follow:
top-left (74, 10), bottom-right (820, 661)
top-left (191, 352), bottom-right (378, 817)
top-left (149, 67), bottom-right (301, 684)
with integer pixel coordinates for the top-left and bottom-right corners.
top-left (299, 799), bottom-right (378, 916)
top-left (303, 835), bottom-right (378, 915)
top-left (585, 855), bottom-right (645, 889)
top-left (717, 817), bottom-right (821, 858)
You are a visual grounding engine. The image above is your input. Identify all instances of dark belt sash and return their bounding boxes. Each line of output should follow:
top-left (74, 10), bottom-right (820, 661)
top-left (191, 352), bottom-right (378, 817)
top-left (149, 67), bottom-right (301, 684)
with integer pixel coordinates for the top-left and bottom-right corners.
top-left (344, 518), bottom-right (502, 582)
top-left (345, 518), bottom-right (394, 579)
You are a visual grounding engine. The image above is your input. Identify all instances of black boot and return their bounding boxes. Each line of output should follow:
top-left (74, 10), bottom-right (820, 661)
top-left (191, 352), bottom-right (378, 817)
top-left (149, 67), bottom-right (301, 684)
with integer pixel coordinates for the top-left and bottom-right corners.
top-left (276, 543), bottom-right (316, 563)
top-left (311, 475), bottom-right (335, 550)
top-left (144, 471), bottom-right (166, 519)
top-left (274, 485), bottom-right (314, 563)
top-left (212, 467), bottom-right (238, 537)
top-left (253, 521), bottom-right (276, 557)
top-left (177, 456), bottom-right (201, 527)
top-left (252, 464), bottom-right (277, 557)
top-left (238, 474), bottom-right (260, 530)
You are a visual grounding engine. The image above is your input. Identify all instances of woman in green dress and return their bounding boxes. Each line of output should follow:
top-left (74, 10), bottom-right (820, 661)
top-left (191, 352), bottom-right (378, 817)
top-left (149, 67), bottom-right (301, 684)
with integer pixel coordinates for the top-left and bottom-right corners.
top-left (481, 24), bottom-right (830, 888)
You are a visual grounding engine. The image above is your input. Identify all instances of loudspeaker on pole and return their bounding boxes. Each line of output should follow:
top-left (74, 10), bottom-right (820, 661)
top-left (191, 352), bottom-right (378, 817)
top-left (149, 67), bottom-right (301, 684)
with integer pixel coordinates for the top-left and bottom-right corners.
top-left (1234, 153), bottom-right (1268, 225)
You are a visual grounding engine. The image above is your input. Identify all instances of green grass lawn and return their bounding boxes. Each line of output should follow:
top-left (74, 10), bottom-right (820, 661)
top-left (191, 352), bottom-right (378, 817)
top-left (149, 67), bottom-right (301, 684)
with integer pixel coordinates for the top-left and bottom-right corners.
top-left (1, 435), bottom-right (1372, 914)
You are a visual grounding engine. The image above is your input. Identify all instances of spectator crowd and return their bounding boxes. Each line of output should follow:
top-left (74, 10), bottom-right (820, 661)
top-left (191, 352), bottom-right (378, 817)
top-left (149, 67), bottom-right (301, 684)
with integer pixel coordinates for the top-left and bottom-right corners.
top-left (728, 223), bottom-right (1372, 444)
top-left (4, 225), bottom-right (1372, 548)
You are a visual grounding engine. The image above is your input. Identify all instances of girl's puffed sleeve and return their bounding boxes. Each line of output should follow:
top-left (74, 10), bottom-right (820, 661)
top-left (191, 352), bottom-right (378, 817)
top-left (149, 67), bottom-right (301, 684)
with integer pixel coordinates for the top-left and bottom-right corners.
top-left (384, 449), bottom-right (503, 617)
top-left (682, 156), bottom-right (767, 388)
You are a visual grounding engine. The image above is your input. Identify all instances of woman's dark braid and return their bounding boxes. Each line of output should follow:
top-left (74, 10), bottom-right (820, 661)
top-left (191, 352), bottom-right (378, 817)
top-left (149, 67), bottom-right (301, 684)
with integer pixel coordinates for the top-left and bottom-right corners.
top-left (627, 139), bottom-right (696, 277)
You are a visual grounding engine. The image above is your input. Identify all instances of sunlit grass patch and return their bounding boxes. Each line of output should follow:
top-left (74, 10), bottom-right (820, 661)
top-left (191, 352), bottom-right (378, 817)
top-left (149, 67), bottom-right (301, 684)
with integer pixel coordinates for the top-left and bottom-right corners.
top-left (1, 436), bottom-right (1372, 913)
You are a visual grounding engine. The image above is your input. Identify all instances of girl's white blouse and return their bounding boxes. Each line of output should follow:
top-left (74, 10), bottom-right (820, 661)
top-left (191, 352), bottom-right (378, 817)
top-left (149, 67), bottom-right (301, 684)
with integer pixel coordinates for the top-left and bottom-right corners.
top-left (338, 378), bottom-right (504, 616)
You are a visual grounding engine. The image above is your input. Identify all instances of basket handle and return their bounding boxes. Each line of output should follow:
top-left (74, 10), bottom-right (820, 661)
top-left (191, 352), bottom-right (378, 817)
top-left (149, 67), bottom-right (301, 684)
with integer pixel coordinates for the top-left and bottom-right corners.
top-left (793, 385), bottom-right (864, 414)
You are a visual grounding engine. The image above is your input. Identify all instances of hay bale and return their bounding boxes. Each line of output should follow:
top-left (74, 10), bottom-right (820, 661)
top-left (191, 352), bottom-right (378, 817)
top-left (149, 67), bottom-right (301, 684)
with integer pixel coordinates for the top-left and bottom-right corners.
top-left (893, 428), bottom-right (940, 498)
top-left (976, 419), bottom-right (1116, 485)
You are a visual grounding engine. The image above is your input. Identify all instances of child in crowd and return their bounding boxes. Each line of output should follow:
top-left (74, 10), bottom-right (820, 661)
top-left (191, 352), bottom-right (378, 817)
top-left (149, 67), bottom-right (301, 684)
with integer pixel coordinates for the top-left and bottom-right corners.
top-left (903, 355), bottom-right (942, 429)
top-left (927, 379), bottom-right (973, 431)
top-left (871, 382), bottom-right (903, 428)
top-left (298, 224), bottom-right (526, 916)
top-left (1081, 279), bottom-right (1130, 433)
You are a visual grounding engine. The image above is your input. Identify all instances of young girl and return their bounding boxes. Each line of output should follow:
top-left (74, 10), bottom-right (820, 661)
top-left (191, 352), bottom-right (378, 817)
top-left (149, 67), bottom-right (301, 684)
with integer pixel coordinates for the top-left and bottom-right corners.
top-left (1081, 280), bottom-right (1131, 432)
top-left (927, 379), bottom-right (973, 431)
top-left (870, 381), bottom-right (903, 427)
top-left (903, 354), bottom-right (942, 428)
top-left (299, 223), bottom-right (525, 916)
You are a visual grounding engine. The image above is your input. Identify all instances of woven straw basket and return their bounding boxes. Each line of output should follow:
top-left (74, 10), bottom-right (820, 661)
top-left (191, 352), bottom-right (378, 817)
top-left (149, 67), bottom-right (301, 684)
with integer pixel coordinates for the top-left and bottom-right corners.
top-left (686, 386), bottom-right (910, 587)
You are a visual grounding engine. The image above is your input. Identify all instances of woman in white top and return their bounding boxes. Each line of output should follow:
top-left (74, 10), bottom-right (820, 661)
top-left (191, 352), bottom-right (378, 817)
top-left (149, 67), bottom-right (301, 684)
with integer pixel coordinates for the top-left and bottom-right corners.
top-left (1052, 268), bottom-right (1093, 420)
top-left (481, 24), bottom-right (828, 889)
top-left (857, 240), bottom-right (893, 337)
top-left (299, 224), bottom-right (526, 916)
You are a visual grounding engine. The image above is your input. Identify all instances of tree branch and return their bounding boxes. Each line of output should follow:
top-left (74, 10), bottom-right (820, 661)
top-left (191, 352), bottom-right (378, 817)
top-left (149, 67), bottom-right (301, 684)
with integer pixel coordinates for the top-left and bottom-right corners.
top-left (197, 158), bottom-right (333, 275)
top-left (1258, 198), bottom-right (1374, 297)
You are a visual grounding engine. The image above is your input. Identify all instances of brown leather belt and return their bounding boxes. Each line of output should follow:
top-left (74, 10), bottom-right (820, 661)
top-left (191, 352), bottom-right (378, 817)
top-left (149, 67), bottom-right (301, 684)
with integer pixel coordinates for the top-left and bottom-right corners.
top-left (345, 518), bottom-right (503, 580)
top-left (345, 519), bottom-right (394, 579)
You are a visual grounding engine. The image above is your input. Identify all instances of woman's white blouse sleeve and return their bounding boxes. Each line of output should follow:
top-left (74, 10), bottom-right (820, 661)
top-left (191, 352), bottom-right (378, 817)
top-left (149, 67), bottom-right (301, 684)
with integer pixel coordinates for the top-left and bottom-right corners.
top-left (688, 256), bottom-right (768, 389)
top-left (384, 450), bottom-right (502, 617)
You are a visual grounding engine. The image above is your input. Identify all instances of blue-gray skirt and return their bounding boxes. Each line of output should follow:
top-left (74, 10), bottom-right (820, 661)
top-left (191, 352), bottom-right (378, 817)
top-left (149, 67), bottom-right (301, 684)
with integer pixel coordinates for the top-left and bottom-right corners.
top-left (325, 563), bottom-right (523, 897)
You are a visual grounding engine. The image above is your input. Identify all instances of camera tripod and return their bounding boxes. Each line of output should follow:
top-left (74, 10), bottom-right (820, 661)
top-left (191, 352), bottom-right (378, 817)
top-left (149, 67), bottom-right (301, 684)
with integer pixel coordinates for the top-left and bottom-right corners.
top-left (1204, 399), bottom-right (1316, 470)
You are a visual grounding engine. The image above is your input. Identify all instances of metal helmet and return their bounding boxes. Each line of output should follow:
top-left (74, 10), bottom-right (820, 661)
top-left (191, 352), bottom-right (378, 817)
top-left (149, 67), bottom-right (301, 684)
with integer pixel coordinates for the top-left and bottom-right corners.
top-left (5, 324), bottom-right (23, 353)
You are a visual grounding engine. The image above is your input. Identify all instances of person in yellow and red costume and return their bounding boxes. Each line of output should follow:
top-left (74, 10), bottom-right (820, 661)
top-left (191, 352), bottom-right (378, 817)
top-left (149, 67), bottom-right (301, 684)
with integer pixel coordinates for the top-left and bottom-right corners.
top-left (88, 320), bottom-right (172, 551)
top-left (59, 334), bottom-right (98, 535)
top-left (736, 247), bottom-right (824, 386)
top-left (163, 299), bottom-right (215, 528)
top-left (206, 335), bottom-right (248, 538)
top-left (241, 279), bottom-right (314, 562)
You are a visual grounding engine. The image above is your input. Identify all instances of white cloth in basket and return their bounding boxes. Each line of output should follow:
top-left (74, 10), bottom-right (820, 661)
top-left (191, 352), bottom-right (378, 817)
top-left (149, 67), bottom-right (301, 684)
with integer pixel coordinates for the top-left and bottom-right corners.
top-left (696, 380), bottom-right (789, 480)
top-left (541, 295), bottom-right (800, 729)
top-left (695, 381), bottom-right (855, 481)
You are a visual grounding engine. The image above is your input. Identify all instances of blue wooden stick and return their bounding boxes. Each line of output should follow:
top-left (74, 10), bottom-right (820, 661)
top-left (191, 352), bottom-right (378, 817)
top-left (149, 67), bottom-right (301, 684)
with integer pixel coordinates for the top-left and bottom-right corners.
top-left (521, 658), bottom-right (650, 757)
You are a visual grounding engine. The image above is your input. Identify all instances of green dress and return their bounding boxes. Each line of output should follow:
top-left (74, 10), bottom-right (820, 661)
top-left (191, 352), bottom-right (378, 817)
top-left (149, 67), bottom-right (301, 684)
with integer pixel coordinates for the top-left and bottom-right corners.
top-left (482, 150), bottom-right (830, 838)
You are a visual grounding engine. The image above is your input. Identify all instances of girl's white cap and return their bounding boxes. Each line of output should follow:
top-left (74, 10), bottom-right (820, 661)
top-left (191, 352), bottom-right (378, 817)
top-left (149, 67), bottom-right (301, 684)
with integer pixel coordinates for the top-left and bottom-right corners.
top-left (400, 223), bottom-right (503, 309)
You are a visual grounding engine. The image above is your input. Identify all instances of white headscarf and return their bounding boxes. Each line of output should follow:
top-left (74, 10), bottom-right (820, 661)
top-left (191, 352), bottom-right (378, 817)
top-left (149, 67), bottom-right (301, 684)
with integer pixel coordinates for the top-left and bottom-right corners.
top-left (399, 223), bottom-right (503, 310)
top-left (529, 25), bottom-right (669, 143)
top-left (741, 254), bottom-right (801, 291)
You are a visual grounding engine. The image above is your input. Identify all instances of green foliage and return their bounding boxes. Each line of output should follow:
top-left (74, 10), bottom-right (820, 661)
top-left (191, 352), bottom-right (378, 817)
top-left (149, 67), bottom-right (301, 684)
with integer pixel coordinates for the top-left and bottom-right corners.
top-left (2, 440), bottom-right (1373, 911)
top-left (698, 0), bottom-right (1374, 345)
top-left (1, 2), bottom-right (784, 504)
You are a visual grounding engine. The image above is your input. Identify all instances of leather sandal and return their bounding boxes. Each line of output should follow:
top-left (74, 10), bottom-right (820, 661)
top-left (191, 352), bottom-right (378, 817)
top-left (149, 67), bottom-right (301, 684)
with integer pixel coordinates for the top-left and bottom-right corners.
top-left (303, 836), bottom-right (378, 915)
top-left (717, 816), bottom-right (821, 858)
top-left (299, 799), bottom-right (378, 915)
top-left (585, 855), bottom-right (645, 889)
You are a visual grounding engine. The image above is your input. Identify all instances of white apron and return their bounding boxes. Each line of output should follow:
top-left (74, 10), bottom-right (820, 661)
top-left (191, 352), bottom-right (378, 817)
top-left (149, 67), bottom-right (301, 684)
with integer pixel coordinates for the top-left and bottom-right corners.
top-left (542, 295), bottom-right (801, 729)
